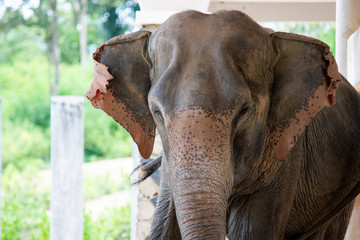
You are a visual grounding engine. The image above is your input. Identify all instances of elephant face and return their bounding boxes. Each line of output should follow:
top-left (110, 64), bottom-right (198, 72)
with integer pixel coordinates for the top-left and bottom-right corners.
top-left (86, 10), bottom-right (341, 239)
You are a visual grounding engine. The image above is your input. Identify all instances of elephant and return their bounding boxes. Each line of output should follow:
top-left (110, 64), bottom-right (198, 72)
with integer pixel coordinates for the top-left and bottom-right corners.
top-left (85, 10), bottom-right (360, 240)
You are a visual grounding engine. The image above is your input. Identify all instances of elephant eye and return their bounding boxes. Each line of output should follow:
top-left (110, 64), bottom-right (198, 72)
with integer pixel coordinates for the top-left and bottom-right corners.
top-left (232, 105), bottom-right (250, 127)
top-left (239, 107), bottom-right (249, 115)
top-left (154, 109), bottom-right (164, 123)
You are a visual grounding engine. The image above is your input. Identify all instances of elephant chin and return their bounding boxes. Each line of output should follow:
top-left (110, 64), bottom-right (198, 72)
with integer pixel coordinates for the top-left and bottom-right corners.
top-left (166, 107), bottom-right (234, 239)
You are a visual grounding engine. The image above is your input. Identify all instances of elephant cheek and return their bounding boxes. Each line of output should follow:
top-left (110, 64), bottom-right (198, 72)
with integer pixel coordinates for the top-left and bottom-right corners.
top-left (165, 108), bottom-right (234, 239)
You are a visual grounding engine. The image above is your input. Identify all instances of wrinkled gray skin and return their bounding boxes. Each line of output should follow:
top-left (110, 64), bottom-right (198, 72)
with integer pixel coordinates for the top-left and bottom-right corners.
top-left (87, 10), bottom-right (360, 240)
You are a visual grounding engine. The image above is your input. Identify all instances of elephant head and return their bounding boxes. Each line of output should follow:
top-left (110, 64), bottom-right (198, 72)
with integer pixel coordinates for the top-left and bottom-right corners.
top-left (86, 10), bottom-right (341, 239)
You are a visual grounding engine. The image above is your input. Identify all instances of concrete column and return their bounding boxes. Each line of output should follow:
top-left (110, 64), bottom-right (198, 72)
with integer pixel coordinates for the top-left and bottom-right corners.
top-left (345, 195), bottom-right (360, 240)
top-left (345, 28), bottom-right (360, 233)
top-left (130, 142), bottom-right (140, 240)
top-left (335, 0), bottom-right (360, 77)
top-left (131, 133), bottom-right (162, 240)
top-left (347, 27), bottom-right (360, 86)
top-left (50, 96), bottom-right (84, 240)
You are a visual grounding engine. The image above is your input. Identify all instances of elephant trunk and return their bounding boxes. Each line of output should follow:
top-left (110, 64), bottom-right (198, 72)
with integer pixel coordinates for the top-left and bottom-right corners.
top-left (167, 108), bottom-right (234, 239)
top-left (171, 175), bottom-right (231, 239)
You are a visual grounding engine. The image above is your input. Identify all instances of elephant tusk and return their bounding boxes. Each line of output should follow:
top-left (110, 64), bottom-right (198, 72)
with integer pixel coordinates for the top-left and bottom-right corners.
top-left (130, 155), bottom-right (162, 184)
top-left (140, 155), bottom-right (162, 172)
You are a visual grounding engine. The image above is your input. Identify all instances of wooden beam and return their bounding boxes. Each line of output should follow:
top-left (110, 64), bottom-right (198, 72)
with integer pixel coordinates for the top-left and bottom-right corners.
top-left (211, 0), bottom-right (335, 3)
top-left (135, 0), bottom-right (336, 27)
top-left (208, 1), bottom-right (336, 22)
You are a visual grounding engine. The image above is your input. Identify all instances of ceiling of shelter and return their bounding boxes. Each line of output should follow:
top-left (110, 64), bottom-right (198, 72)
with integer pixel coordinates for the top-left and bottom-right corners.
top-left (134, 0), bottom-right (336, 26)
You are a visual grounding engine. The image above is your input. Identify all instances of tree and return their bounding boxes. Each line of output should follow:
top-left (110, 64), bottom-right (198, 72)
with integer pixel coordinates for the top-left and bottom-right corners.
top-left (87, 0), bottom-right (138, 41)
top-left (102, 0), bottom-right (139, 39)
top-left (67, 0), bottom-right (139, 65)
top-left (0, 0), bottom-right (139, 66)
top-left (50, 0), bottom-right (60, 95)
top-left (69, 0), bottom-right (88, 66)
top-left (0, 0), bottom-right (61, 95)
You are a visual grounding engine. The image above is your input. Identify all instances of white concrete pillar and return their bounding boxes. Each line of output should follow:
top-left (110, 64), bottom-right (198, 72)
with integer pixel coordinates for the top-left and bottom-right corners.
top-left (50, 96), bottom-right (84, 240)
top-left (130, 142), bottom-right (140, 240)
top-left (345, 27), bottom-right (360, 233)
top-left (347, 27), bottom-right (360, 86)
top-left (131, 134), bottom-right (162, 240)
top-left (345, 195), bottom-right (360, 240)
top-left (335, 0), bottom-right (360, 77)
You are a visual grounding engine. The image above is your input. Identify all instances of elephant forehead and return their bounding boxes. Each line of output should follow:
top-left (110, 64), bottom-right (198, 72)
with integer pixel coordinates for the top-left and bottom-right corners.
top-left (149, 10), bottom-right (269, 66)
top-left (153, 10), bottom-right (265, 44)
top-left (148, 52), bottom-right (254, 114)
top-left (148, 11), bottom-right (273, 104)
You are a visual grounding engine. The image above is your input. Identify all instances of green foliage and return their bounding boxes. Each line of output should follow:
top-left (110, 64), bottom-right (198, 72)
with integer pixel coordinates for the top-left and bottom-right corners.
top-left (0, 25), bottom-right (45, 64)
top-left (59, 25), bottom-right (81, 64)
top-left (0, 0), bottom-right (137, 169)
top-left (103, 7), bottom-right (127, 40)
top-left (0, 58), bottom-right (132, 170)
top-left (0, 0), bottom-right (139, 65)
top-left (1, 167), bottom-right (131, 239)
top-left (1, 168), bottom-right (50, 240)
top-left (84, 204), bottom-right (131, 240)
top-left (102, 0), bottom-right (139, 39)
top-left (0, 1), bottom-right (30, 30)
top-left (2, 120), bottom-right (50, 170)
top-left (84, 170), bottom-right (131, 200)
top-left (0, 58), bottom-right (51, 169)
top-left (0, 0), bottom-right (135, 238)
top-left (0, 58), bottom-right (51, 127)
top-left (270, 22), bottom-right (336, 55)
top-left (84, 110), bottom-right (132, 161)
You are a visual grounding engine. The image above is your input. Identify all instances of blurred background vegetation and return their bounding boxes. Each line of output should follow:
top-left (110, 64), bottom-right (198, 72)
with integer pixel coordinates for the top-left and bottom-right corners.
top-left (1, 0), bottom-right (138, 238)
top-left (0, 0), bottom-right (141, 170)
top-left (0, 0), bottom-right (336, 238)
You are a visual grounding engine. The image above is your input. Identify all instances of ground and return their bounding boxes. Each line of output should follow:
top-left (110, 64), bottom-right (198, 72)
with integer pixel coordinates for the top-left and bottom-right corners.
top-left (39, 158), bottom-right (133, 217)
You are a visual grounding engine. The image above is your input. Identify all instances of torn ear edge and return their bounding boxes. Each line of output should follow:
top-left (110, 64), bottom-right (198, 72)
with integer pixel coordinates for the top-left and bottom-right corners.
top-left (270, 32), bottom-right (342, 160)
top-left (271, 32), bottom-right (341, 88)
top-left (86, 31), bottom-right (152, 99)
top-left (85, 31), bottom-right (155, 159)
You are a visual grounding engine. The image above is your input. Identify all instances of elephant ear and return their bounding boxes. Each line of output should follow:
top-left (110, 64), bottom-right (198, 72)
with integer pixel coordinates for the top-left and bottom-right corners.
top-left (85, 31), bottom-right (156, 159)
top-left (268, 32), bottom-right (341, 161)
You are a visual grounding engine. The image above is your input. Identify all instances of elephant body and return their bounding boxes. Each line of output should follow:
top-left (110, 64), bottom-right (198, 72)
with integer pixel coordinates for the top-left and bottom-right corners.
top-left (86, 10), bottom-right (360, 240)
